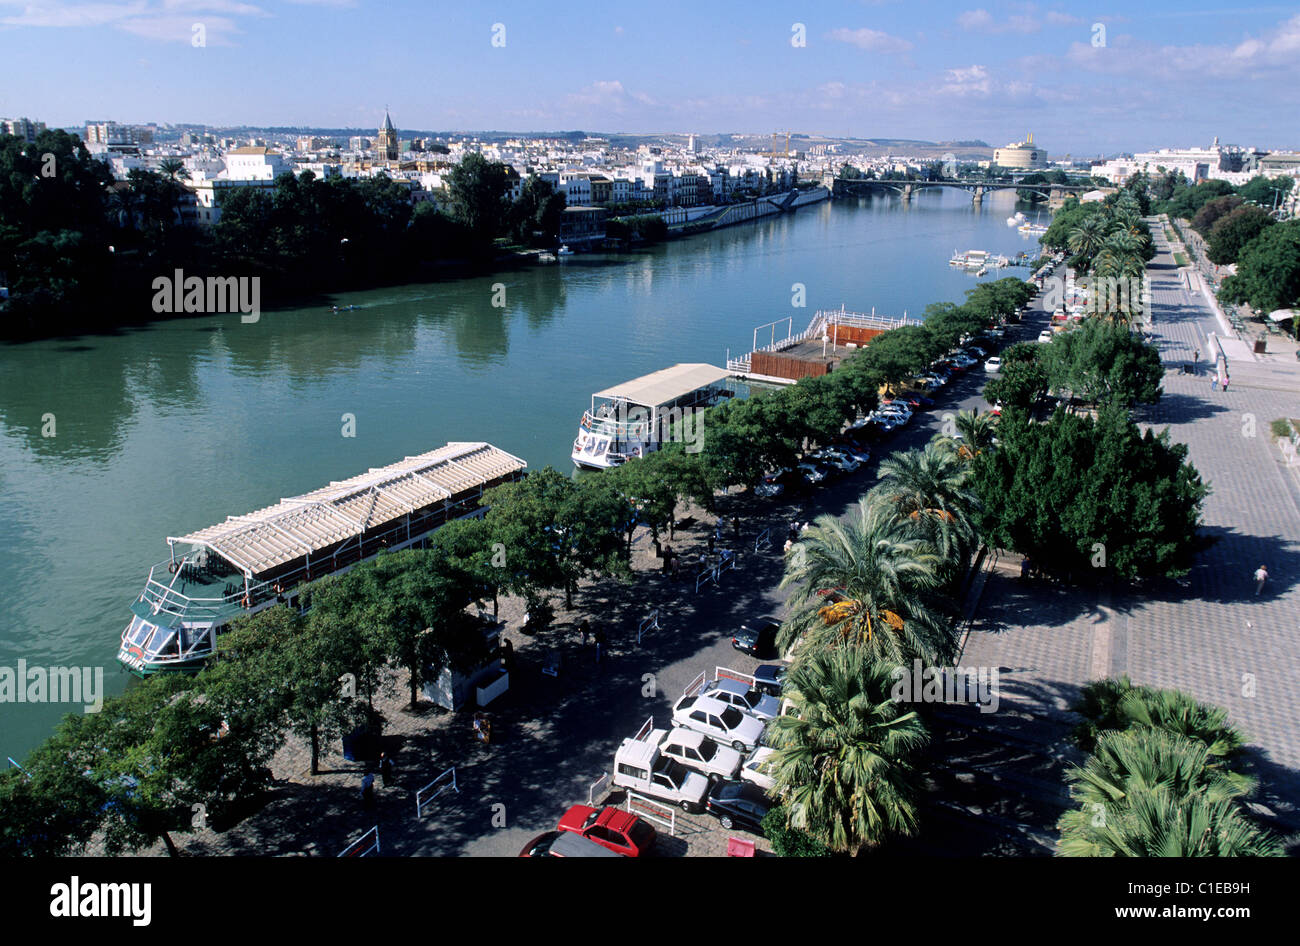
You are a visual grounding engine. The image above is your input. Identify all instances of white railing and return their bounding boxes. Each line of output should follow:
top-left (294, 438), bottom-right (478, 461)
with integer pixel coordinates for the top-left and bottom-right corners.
top-left (716, 551), bottom-right (737, 578)
top-left (588, 773), bottom-right (611, 807)
top-left (695, 564), bottom-right (718, 592)
top-left (684, 670), bottom-right (707, 700)
top-left (637, 609), bottom-right (660, 645)
top-left (415, 766), bottom-right (459, 818)
top-left (338, 825), bottom-right (380, 857)
top-left (632, 715), bottom-right (655, 743)
top-left (6, 757), bottom-right (27, 777)
top-left (754, 528), bottom-right (771, 553)
top-left (625, 792), bottom-right (677, 836)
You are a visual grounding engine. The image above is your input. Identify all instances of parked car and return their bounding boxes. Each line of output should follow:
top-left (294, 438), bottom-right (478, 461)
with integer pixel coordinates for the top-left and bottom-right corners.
top-left (833, 443), bottom-right (872, 466)
top-left (796, 462), bottom-right (829, 484)
top-left (811, 449), bottom-right (859, 474)
top-left (897, 393), bottom-right (935, 409)
top-left (518, 829), bottom-right (624, 857)
top-left (984, 356), bottom-right (1002, 373)
top-left (702, 677), bottom-right (782, 721)
top-left (556, 804), bottom-right (657, 857)
top-left (613, 729), bottom-right (710, 812)
top-left (1037, 330), bottom-right (1054, 343)
top-left (739, 746), bottom-right (778, 792)
top-left (706, 779), bottom-right (775, 833)
top-left (753, 479), bottom-right (784, 498)
top-left (656, 727), bottom-right (743, 783)
top-left (733, 615), bottom-right (781, 657)
top-left (751, 663), bottom-right (788, 697)
top-left (671, 694), bottom-right (767, 752)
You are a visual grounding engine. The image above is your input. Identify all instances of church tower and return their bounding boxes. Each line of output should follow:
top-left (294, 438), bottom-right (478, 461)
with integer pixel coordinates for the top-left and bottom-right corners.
top-left (377, 109), bottom-right (398, 164)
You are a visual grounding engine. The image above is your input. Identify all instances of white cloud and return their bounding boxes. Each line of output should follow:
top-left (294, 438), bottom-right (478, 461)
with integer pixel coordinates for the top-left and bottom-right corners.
top-left (958, 4), bottom-right (1081, 34)
top-left (828, 26), bottom-right (913, 54)
top-left (0, 0), bottom-right (268, 40)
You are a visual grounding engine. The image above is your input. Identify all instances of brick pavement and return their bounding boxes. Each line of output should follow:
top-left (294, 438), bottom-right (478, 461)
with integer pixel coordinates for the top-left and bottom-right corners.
top-left (958, 224), bottom-right (1300, 840)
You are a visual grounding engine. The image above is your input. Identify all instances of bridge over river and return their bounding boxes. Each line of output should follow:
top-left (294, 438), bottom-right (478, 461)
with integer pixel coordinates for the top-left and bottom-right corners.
top-left (831, 176), bottom-right (1103, 205)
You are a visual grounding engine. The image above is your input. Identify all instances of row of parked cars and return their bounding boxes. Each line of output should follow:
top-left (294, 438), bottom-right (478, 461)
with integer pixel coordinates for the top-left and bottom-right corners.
top-left (521, 664), bottom-right (792, 856)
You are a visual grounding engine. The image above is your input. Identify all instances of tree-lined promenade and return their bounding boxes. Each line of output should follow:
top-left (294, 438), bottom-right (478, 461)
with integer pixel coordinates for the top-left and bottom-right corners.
top-left (5, 177), bottom-right (1281, 858)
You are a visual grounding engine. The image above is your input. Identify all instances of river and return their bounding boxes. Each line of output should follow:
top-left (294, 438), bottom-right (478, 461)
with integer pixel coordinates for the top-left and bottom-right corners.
top-left (0, 187), bottom-right (1050, 760)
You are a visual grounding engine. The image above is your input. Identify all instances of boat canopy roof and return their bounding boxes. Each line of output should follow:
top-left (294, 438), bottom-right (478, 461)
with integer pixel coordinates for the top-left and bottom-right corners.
top-left (169, 442), bottom-right (526, 575)
top-left (593, 363), bottom-right (731, 409)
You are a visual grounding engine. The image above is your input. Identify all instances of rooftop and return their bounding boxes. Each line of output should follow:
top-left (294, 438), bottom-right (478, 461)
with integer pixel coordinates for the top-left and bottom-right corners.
top-left (170, 442), bottom-right (526, 575)
top-left (594, 363), bottom-right (731, 408)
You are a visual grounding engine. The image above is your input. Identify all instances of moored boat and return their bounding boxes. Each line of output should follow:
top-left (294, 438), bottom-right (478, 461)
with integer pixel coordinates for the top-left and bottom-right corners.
top-left (572, 363), bottom-right (734, 470)
top-left (118, 442), bottom-right (527, 675)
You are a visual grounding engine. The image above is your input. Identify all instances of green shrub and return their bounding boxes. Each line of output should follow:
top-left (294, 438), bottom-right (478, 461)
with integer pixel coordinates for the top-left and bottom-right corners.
top-left (1270, 418), bottom-right (1293, 439)
top-left (760, 805), bottom-right (834, 857)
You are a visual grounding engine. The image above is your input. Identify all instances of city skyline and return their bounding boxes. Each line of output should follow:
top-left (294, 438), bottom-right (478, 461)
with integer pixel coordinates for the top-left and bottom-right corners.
top-left (1, 1), bottom-right (1298, 154)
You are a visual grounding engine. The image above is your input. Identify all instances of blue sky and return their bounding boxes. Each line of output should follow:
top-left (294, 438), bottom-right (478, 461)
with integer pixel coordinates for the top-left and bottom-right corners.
top-left (1, 0), bottom-right (1297, 154)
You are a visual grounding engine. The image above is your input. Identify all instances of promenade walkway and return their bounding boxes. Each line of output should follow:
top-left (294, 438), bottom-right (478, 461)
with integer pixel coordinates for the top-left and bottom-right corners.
top-left (958, 221), bottom-right (1300, 840)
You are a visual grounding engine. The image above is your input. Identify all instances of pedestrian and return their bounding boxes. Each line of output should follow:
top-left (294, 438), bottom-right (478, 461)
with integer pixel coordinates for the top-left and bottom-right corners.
top-left (1254, 564), bottom-right (1268, 596)
top-left (501, 637), bottom-right (514, 670)
top-left (579, 618), bottom-right (590, 646)
top-left (661, 545), bottom-right (672, 574)
top-left (361, 773), bottom-right (375, 811)
top-left (732, 515), bottom-right (740, 540)
top-left (1020, 556), bottom-right (1031, 581)
top-left (670, 556), bottom-right (681, 580)
top-left (379, 751), bottom-right (393, 787)
top-left (1223, 375), bottom-right (1230, 392)
top-left (1193, 349), bottom-right (1200, 373)
top-left (1211, 374), bottom-right (1218, 392)
top-left (784, 538), bottom-right (794, 554)
top-left (707, 531), bottom-right (715, 554)
top-left (594, 627), bottom-right (606, 663)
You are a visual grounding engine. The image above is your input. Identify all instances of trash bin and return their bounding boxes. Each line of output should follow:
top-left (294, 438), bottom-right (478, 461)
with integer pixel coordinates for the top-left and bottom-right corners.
top-left (1254, 339), bottom-right (1267, 354)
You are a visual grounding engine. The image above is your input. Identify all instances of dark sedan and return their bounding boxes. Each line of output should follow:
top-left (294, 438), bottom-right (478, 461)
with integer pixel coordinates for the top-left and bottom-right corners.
top-left (732, 616), bottom-right (781, 658)
top-left (706, 779), bottom-right (775, 834)
top-left (752, 663), bottom-right (788, 697)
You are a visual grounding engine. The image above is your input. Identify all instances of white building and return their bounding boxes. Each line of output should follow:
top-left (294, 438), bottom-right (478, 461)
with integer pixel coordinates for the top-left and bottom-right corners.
top-left (222, 146), bottom-right (289, 181)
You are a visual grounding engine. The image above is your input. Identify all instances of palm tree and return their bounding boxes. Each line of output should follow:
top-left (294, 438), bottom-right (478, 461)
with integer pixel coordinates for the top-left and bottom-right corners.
top-left (1057, 729), bottom-right (1280, 856)
top-left (765, 647), bottom-right (929, 853)
top-left (869, 443), bottom-right (980, 566)
top-left (1117, 688), bottom-right (1246, 762)
top-left (778, 500), bottom-right (954, 665)
top-left (933, 409), bottom-right (998, 463)
top-left (1067, 215), bottom-right (1107, 267)
top-left (157, 158), bottom-right (190, 182)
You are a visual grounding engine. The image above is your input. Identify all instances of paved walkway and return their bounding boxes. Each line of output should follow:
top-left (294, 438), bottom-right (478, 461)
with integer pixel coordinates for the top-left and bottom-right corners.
top-left (959, 224), bottom-right (1300, 840)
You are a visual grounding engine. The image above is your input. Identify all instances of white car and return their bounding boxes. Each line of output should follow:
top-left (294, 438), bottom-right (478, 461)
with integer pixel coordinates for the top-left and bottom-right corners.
top-left (1037, 330), bottom-right (1054, 343)
top-left (671, 694), bottom-right (767, 751)
top-left (701, 678), bottom-right (783, 721)
top-left (810, 450), bottom-right (859, 474)
top-left (656, 728), bottom-right (742, 783)
top-left (740, 747), bottom-right (778, 793)
top-left (984, 357), bottom-right (1002, 373)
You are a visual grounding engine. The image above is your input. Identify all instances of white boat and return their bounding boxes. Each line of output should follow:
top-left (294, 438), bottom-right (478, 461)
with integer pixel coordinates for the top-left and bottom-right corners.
top-left (117, 442), bottom-right (527, 675)
top-left (557, 245), bottom-right (574, 256)
top-left (572, 363), bottom-right (733, 470)
top-left (1019, 222), bottom-right (1049, 235)
top-left (950, 249), bottom-right (990, 268)
top-left (538, 252), bottom-right (557, 263)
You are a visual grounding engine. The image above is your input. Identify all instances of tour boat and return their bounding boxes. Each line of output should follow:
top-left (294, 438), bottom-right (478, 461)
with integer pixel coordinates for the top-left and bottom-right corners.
top-left (1018, 222), bottom-right (1049, 235)
top-left (949, 249), bottom-right (990, 268)
top-left (538, 252), bottom-right (557, 263)
top-left (571, 363), bottom-right (734, 470)
top-left (557, 245), bottom-right (574, 256)
top-left (117, 442), bottom-right (527, 675)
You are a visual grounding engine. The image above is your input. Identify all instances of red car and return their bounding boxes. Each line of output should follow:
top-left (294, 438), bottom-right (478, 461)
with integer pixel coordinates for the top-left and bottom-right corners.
top-left (556, 804), bottom-right (657, 857)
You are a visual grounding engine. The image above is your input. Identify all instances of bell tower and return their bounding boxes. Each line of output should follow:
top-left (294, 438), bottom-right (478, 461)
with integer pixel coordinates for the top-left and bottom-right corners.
top-left (377, 108), bottom-right (398, 164)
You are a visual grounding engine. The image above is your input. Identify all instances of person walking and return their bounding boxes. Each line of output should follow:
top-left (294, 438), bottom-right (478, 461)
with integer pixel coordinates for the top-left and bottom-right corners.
top-left (1223, 375), bottom-right (1230, 392)
top-left (379, 752), bottom-right (394, 788)
top-left (594, 627), bottom-right (606, 664)
top-left (579, 618), bottom-right (590, 647)
top-left (1192, 349), bottom-right (1200, 373)
top-left (361, 773), bottom-right (376, 811)
top-left (1211, 374), bottom-right (1218, 392)
top-left (1254, 564), bottom-right (1268, 596)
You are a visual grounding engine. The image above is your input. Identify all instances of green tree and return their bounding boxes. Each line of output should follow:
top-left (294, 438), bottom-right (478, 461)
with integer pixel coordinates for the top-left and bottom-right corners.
top-left (778, 500), bottom-right (954, 665)
top-left (1038, 319), bottom-right (1163, 408)
top-left (868, 443), bottom-right (980, 569)
top-left (1056, 728), bottom-right (1280, 857)
top-left (1220, 220), bottom-right (1300, 316)
top-left (444, 152), bottom-right (510, 249)
top-left (1190, 194), bottom-right (1243, 236)
top-left (1206, 205), bottom-right (1274, 266)
top-left (971, 405), bottom-right (1207, 579)
top-left (764, 647), bottom-right (929, 853)
top-left (1070, 676), bottom-right (1246, 760)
